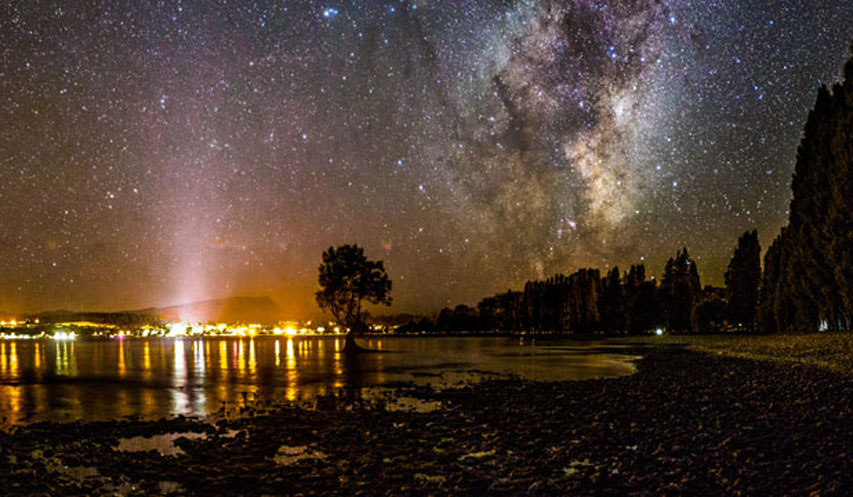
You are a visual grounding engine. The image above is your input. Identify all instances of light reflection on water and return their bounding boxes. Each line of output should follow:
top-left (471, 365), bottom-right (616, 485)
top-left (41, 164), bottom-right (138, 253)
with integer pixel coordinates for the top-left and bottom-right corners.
top-left (0, 336), bottom-right (639, 425)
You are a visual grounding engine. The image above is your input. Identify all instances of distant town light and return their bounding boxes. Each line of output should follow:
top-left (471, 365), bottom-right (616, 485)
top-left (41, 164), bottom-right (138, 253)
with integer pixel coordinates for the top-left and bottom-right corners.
top-left (167, 322), bottom-right (189, 337)
top-left (655, 328), bottom-right (664, 336)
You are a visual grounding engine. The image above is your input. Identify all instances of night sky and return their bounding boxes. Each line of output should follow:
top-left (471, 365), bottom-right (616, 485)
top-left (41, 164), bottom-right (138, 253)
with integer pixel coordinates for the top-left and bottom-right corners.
top-left (1, 1), bottom-right (852, 317)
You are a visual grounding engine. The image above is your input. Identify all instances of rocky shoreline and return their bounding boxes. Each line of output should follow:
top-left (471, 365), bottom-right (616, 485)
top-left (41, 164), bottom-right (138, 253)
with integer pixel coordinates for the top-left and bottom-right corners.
top-left (2, 347), bottom-right (852, 496)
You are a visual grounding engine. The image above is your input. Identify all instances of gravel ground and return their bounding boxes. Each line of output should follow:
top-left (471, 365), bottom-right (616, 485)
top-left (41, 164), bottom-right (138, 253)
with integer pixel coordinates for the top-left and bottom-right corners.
top-left (2, 346), bottom-right (852, 496)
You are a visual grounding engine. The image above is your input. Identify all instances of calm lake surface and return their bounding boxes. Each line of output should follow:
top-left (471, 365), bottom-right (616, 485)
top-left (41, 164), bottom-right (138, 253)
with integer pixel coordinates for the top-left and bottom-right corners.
top-left (0, 336), bottom-right (640, 425)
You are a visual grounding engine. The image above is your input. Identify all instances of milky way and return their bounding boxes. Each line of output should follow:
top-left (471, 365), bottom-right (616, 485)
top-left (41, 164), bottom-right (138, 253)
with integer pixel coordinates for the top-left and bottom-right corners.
top-left (1, 1), bottom-right (852, 316)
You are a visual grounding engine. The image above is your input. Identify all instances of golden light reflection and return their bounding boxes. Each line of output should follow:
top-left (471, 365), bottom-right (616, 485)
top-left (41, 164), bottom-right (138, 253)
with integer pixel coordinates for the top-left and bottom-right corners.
top-left (54, 341), bottom-right (62, 374)
top-left (275, 339), bottom-right (281, 367)
top-left (286, 338), bottom-right (296, 369)
top-left (219, 341), bottom-right (227, 370)
top-left (7, 384), bottom-right (21, 415)
top-left (204, 340), bottom-right (211, 371)
top-left (333, 339), bottom-right (343, 388)
top-left (9, 342), bottom-right (17, 373)
top-left (0, 343), bottom-right (6, 371)
top-left (34, 342), bottom-right (42, 371)
top-left (285, 338), bottom-right (297, 402)
top-left (69, 341), bottom-right (78, 375)
top-left (173, 339), bottom-right (186, 384)
top-left (237, 340), bottom-right (245, 372)
top-left (374, 345), bottom-right (386, 384)
top-left (194, 340), bottom-right (205, 375)
top-left (172, 339), bottom-right (188, 412)
top-left (118, 340), bottom-right (126, 377)
top-left (141, 386), bottom-right (156, 418)
top-left (143, 341), bottom-right (151, 373)
top-left (55, 342), bottom-right (70, 375)
top-left (248, 339), bottom-right (256, 374)
top-left (116, 384), bottom-right (129, 419)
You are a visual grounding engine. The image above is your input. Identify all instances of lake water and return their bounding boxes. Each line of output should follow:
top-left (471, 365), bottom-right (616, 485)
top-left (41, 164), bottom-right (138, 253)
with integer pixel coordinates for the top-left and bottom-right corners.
top-left (0, 336), bottom-right (640, 425)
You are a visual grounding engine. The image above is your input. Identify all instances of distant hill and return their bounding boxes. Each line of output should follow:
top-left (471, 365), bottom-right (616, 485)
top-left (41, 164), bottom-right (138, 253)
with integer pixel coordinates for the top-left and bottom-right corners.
top-left (157, 296), bottom-right (283, 324)
top-left (23, 296), bottom-right (283, 326)
top-left (27, 309), bottom-right (159, 326)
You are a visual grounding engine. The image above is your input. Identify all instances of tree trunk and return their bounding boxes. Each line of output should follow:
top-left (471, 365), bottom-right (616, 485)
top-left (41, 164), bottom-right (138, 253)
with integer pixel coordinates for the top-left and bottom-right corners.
top-left (343, 330), bottom-right (364, 354)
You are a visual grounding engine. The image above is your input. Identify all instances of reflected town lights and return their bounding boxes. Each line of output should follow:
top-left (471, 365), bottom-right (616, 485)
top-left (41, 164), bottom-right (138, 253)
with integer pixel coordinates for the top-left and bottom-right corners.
top-left (118, 339), bottom-right (126, 376)
top-left (144, 341), bottom-right (151, 371)
top-left (52, 331), bottom-right (77, 341)
top-left (9, 342), bottom-right (17, 371)
top-left (286, 338), bottom-right (296, 369)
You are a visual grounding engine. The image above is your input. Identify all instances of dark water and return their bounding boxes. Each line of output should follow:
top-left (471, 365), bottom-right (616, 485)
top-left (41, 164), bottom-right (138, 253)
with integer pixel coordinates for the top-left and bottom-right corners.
top-left (0, 336), bottom-right (639, 425)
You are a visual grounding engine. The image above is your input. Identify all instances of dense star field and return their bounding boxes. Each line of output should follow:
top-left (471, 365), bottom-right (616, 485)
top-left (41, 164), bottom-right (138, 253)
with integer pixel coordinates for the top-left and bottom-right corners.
top-left (1, 1), bottom-right (852, 316)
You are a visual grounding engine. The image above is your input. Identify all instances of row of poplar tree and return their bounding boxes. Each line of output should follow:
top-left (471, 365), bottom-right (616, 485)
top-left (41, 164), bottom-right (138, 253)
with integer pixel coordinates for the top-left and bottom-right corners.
top-left (408, 238), bottom-right (758, 335)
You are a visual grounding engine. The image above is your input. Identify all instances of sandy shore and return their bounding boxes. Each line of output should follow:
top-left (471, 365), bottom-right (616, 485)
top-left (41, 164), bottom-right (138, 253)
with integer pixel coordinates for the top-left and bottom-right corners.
top-left (2, 345), bottom-right (852, 496)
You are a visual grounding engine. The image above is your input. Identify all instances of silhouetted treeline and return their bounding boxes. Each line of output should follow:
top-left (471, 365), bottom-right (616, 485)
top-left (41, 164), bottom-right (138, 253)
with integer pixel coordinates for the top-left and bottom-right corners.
top-left (758, 49), bottom-right (853, 332)
top-left (396, 248), bottom-right (720, 335)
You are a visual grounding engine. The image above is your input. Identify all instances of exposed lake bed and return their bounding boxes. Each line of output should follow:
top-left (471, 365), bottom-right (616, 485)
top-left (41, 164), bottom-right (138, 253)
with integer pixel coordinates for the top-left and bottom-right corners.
top-left (2, 342), bottom-right (852, 496)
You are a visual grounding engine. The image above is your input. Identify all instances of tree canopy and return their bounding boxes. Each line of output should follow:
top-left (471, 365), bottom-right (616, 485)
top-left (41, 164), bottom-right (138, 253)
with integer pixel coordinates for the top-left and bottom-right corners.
top-left (315, 244), bottom-right (392, 334)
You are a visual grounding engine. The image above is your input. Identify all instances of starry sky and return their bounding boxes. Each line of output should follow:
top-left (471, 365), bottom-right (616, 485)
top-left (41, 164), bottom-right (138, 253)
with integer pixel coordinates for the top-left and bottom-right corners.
top-left (1, 0), bottom-right (852, 317)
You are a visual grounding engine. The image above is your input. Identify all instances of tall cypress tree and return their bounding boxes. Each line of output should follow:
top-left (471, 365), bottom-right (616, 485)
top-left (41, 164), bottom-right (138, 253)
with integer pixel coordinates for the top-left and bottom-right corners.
top-left (661, 248), bottom-right (702, 332)
top-left (598, 267), bottom-right (626, 334)
top-left (725, 230), bottom-right (761, 331)
top-left (759, 47), bottom-right (853, 331)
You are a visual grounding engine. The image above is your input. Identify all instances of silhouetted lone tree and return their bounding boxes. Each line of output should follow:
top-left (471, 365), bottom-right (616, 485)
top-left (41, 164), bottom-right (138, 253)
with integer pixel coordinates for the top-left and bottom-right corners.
top-left (316, 244), bottom-right (392, 353)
